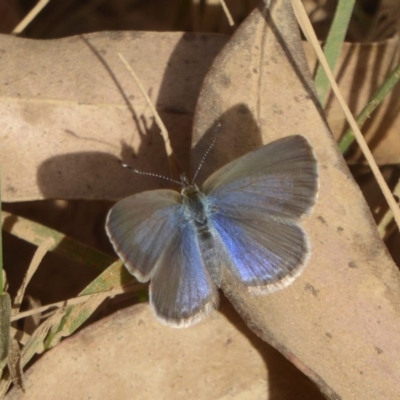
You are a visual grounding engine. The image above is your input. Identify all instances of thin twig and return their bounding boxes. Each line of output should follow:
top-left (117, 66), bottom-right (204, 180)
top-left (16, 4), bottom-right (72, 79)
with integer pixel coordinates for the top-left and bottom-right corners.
top-left (12, 0), bottom-right (50, 34)
top-left (12, 238), bottom-right (55, 315)
top-left (219, 0), bottom-right (235, 26)
top-left (117, 53), bottom-right (173, 158)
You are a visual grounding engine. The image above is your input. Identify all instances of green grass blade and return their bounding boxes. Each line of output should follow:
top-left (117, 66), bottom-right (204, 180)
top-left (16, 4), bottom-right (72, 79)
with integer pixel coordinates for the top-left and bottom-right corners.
top-left (314, 0), bottom-right (356, 105)
top-left (339, 62), bottom-right (400, 153)
top-left (0, 294), bottom-right (11, 367)
top-left (0, 177), bottom-right (3, 295)
top-left (1, 211), bottom-right (114, 270)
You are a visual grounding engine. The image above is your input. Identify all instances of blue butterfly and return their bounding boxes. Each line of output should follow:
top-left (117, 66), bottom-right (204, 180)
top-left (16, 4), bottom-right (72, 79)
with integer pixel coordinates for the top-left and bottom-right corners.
top-left (106, 135), bottom-right (318, 327)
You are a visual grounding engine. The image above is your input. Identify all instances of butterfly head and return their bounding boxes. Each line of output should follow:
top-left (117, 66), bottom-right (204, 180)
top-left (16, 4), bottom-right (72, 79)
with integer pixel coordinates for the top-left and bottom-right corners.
top-left (180, 174), bottom-right (200, 195)
top-left (180, 174), bottom-right (200, 198)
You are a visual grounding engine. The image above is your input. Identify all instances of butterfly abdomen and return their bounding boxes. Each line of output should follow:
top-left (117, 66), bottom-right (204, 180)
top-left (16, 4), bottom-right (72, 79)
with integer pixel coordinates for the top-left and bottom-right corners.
top-left (182, 185), bottom-right (222, 287)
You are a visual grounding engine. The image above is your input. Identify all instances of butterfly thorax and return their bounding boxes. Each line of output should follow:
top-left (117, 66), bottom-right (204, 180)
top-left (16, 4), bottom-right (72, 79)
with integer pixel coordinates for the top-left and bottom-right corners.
top-left (181, 182), bottom-right (208, 226)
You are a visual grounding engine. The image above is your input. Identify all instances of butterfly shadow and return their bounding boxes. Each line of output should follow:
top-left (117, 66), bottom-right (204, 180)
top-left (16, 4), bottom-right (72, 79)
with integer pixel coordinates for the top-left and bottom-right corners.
top-left (191, 103), bottom-right (264, 186)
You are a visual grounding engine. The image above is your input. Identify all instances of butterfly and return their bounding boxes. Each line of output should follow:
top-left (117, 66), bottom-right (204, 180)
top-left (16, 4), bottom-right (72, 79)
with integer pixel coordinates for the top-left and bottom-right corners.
top-left (106, 134), bottom-right (318, 327)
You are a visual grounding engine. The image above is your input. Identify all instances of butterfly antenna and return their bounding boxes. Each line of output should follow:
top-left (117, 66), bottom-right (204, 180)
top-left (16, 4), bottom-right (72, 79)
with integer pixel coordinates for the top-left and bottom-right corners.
top-left (121, 162), bottom-right (183, 186)
top-left (192, 123), bottom-right (221, 183)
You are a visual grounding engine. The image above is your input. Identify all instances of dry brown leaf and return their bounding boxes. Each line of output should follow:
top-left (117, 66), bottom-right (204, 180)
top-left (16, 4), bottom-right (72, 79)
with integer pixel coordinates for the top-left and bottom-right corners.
top-left (0, 31), bottom-right (226, 201)
top-left (1, 31), bottom-right (399, 204)
top-left (191, 1), bottom-right (400, 398)
top-left (5, 303), bottom-right (323, 400)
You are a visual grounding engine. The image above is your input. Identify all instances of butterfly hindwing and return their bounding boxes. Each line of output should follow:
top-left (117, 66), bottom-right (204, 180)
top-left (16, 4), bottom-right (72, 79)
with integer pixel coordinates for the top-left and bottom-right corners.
top-left (209, 212), bottom-right (308, 292)
top-left (150, 219), bottom-right (218, 327)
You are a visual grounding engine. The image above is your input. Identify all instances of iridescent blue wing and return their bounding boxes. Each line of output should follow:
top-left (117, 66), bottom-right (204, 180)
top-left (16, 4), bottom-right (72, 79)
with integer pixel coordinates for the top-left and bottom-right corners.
top-left (203, 135), bottom-right (317, 220)
top-left (106, 190), bottom-right (183, 281)
top-left (210, 213), bottom-right (308, 292)
top-left (202, 135), bottom-right (318, 292)
top-left (106, 190), bottom-right (217, 326)
top-left (150, 219), bottom-right (218, 327)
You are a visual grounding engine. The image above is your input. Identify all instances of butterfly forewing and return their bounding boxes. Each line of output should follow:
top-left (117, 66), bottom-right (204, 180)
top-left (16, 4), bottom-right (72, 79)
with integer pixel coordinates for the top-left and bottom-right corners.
top-left (106, 190), bottom-right (183, 281)
top-left (203, 135), bottom-right (318, 220)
